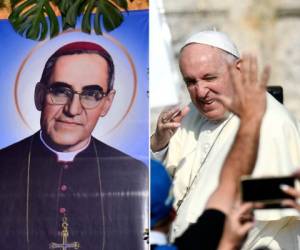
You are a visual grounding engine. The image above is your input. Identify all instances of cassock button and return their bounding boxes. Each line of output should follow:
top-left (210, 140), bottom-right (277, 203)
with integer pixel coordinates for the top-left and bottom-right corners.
top-left (61, 185), bottom-right (67, 192)
top-left (59, 207), bottom-right (66, 214)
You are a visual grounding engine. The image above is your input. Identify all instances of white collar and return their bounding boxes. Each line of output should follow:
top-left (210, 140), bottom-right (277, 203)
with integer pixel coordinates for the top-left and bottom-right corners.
top-left (39, 131), bottom-right (91, 162)
top-left (208, 111), bottom-right (233, 125)
top-left (150, 231), bottom-right (168, 245)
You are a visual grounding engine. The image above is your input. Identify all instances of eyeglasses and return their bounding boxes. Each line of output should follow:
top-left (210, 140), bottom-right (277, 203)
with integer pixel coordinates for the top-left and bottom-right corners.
top-left (45, 82), bottom-right (109, 109)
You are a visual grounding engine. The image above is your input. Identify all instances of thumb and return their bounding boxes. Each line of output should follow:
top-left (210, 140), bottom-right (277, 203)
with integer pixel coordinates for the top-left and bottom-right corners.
top-left (214, 94), bottom-right (232, 109)
top-left (175, 106), bottom-right (190, 122)
top-left (240, 221), bottom-right (254, 235)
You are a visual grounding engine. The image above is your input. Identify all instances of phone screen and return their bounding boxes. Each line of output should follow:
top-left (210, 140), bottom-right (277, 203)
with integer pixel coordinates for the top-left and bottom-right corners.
top-left (241, 176), bottom-right (295, 208)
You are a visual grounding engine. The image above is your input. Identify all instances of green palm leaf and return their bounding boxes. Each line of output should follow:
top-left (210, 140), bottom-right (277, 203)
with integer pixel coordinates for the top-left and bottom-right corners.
top-left (8, 0), bottom-right (131, 41)
top-left (80, 0), bottom-right (126, 34)
top-left (11, 0), bottom-right (20, 7)
top-left (9, 0), bottom-right (59, 40)
top-left (98, 0), bottom-right (124, 32)
top-left (111, 0), bottom-right (127, 10)
top-left (53, 0), bottom-right (80, 30)
top-left (82, 0), bottom-right (96, 33)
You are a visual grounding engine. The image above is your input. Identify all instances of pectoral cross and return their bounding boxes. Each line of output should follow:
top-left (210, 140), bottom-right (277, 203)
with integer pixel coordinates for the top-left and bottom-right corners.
top-left (49, 215), bottom-right (80, 250)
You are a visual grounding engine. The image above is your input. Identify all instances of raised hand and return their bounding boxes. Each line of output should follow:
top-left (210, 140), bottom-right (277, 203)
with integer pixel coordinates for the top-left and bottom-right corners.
top-left (151, 105), bottom-right (190, 152)
top-left (280, 170), bottom-right (300, 211)
top-left (215, 54), bottom-right (271, 123)
top-left (280, 184), bottom-right (300, 211)
top-left (218, 202), bottom-right (255, 250)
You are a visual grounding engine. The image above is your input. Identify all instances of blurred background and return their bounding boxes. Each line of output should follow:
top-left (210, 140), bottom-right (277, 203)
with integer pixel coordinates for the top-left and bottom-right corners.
top-left (150, 0), bottom-right (300, 132)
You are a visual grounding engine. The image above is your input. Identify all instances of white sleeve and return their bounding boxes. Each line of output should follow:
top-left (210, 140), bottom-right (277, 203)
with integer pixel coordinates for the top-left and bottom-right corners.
top-left (150, 146), bottom-right (169, 162)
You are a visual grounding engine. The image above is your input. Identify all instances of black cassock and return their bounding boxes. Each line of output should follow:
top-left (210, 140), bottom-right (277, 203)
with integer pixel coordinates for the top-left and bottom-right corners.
top-left (0, 132), bottom-right (148, 250)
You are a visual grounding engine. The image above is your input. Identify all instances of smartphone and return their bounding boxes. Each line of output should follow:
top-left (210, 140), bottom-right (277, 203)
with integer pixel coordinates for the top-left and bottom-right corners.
top-left (241, 176), bottom-right (296, 209)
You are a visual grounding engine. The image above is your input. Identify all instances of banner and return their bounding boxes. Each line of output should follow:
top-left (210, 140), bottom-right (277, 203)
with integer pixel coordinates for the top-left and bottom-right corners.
top-left (0, 10), bottom-right (149, 165)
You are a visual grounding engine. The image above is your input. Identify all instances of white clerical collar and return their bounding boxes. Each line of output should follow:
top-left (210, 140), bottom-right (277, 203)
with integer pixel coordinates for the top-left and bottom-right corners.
top-left (209, 111), bottom-right (232, 124)
top-left (39, 131), bottom-right (91, 162)
top-left (201, 111), bottom-right (233, 127)
top-left (150, 230), bottom-right (168, 245)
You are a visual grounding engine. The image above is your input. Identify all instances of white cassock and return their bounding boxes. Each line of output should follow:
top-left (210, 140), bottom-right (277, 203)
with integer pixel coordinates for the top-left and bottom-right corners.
top-left (153, 93), bottom-right (300, 249)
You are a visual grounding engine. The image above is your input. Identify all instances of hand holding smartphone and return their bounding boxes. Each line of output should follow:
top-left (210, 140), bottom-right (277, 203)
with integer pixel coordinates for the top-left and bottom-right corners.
top-left (241, 176), bottom-right (296, 209)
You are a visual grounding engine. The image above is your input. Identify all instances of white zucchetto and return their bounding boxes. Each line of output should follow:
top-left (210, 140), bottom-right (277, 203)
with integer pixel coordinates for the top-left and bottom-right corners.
top-left (182, 30), bottom-right (240, 58)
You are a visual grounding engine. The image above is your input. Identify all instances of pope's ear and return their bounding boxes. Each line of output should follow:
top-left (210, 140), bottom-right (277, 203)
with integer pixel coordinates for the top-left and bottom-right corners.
top-left (235, 58), bottom-right (242, 71)
top-left (100, 89), bottom-right (116, 117)
top-left (34, 83), bottom-right (45, 111)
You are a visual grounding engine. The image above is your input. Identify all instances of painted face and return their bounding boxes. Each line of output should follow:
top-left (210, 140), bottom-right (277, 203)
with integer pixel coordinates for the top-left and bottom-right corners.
top-left (40, 53), bottom-right (115, 151)
top-left (179, 44), bottom-right (235, 121)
